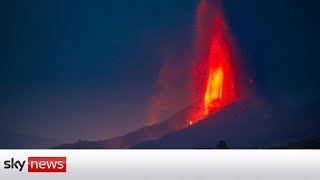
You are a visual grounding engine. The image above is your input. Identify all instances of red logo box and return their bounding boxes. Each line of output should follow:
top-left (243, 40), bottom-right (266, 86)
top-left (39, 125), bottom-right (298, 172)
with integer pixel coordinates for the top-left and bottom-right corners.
top-left (28, 157), bottom-right (66, 172)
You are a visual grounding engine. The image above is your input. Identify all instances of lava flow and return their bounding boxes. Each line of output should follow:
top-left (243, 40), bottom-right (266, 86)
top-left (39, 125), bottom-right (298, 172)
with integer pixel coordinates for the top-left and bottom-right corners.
top-left (188, 0), bottom-right (239, 125)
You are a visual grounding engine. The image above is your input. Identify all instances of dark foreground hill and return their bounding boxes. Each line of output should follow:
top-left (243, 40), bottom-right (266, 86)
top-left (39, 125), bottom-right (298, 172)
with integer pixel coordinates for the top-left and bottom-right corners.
top-left (133, 98), bottom-right (320, 149)
top-left (272, 137), bottom-right (320, 149)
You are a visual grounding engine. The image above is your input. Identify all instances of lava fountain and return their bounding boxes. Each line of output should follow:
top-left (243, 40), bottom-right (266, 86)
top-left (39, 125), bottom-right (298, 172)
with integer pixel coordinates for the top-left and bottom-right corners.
top-left (189, 0), bottom-right (239, 125)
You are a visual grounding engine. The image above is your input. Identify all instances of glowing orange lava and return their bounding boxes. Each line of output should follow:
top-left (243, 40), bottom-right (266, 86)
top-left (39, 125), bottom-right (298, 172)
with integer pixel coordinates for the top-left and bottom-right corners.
top-left (204, 66), bottom-right (223, 115)
top-left (188, 0), bottom-right (239, 125)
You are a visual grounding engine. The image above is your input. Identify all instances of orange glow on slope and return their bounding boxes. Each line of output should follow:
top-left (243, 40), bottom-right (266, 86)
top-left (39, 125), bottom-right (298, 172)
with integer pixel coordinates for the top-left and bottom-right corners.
top-left (188, 0), bottom-right (239, 125)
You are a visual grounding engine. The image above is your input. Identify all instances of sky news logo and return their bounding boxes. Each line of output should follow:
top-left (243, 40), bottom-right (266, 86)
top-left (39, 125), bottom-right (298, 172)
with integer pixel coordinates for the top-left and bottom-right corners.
top-left (4, 157), bottom-right (66, 172)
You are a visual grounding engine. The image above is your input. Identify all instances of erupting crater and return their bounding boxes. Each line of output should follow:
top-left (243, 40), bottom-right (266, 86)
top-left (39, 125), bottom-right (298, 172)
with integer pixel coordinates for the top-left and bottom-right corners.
top-left (188, 0), bottom-right (239, 125)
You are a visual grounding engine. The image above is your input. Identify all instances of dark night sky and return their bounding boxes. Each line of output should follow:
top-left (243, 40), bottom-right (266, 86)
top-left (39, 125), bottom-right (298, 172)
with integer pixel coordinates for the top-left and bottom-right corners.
top-left (0, 0), bottom-right (319, 143)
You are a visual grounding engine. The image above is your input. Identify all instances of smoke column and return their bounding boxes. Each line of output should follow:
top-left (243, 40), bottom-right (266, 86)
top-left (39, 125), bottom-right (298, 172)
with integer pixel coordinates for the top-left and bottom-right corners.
top-left (148, 55), bottom-right (192, 125)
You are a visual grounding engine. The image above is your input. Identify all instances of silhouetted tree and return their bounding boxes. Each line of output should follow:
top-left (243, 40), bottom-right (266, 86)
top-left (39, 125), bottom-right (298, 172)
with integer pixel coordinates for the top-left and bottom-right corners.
top-left (216, 140), bottom-right (229, 149)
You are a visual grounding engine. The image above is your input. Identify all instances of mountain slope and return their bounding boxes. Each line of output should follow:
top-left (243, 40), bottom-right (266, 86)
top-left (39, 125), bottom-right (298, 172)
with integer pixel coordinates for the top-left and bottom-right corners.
top-left (55, 104), bottom-right (194, 149)
top-left (133, 98), bottom-right (320, 148)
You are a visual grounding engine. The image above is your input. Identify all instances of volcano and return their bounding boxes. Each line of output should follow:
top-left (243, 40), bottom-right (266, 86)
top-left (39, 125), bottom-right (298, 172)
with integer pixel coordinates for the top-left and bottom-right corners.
top-left (55, 0), bottom-right (245, 149)
top-left (54, 0), bottom-right (320, 149)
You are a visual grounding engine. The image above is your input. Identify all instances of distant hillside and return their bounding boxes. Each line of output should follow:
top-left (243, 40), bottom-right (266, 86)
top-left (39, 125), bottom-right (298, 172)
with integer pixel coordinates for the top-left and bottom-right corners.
top-left (55, 103), bottom-right (195, 149)
top-left (0, 131), bottom-right (61, 149)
